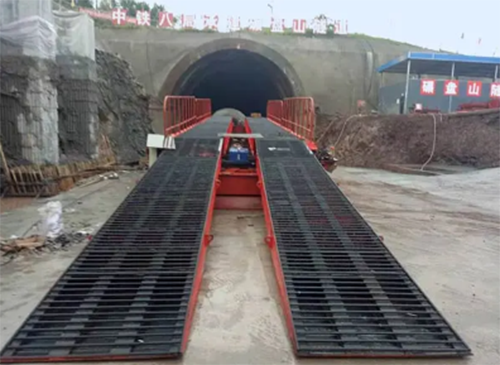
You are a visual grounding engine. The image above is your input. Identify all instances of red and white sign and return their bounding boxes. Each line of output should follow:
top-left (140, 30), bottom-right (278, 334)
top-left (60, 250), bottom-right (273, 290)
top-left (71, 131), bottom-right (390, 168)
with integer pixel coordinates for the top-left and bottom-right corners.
top-left (80, 8), bottom-right (112, 20)
top-left (136, 10), bottom-right (151, 26)
top-left (443, 80), bottom-right (459, 96)
top-left (181, 14), bottom-right (196, 29)
top-left (203, 15), bottom-right (219, 31)
top-left (467, 81), bottom-right (482, 97)
top-left (270, 17), bottom-right (285, 33)
top-left (420, 79), bottom-right (436, 95)
top-left (80, 8), bottom-right (350, 34)
top-left (247, 18), bottom-right (262, 32)
top-left (112, 8), bottom-right (127, 25)
top-left (292, 19), bottom-right (307, 34)
top-left (311, 18), bottom-right (327, 34)
top-left (227, 16), bottom-right (241, 32)
top-left (158, 11), bottom-right (174, 28)
top-left (490, 82), bottom-right (500, 98)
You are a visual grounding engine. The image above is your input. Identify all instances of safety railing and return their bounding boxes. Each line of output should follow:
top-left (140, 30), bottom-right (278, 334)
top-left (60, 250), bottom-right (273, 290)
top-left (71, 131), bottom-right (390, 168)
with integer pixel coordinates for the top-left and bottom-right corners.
top-left (266, 97), bottom-right (315, 143)
top-left (267, 100), bottom-right (283, 121)
top-left (163, 96), bottom-right (212, 136)
top-left (163, 96), bottom-right (196, 136)
top-left (195, 98), bottom-right (212, 122)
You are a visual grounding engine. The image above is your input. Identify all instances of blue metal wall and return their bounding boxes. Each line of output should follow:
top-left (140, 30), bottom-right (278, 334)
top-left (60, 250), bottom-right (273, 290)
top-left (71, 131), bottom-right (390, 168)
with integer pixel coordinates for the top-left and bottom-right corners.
top-left (379, 80), bottom-right (495, 114)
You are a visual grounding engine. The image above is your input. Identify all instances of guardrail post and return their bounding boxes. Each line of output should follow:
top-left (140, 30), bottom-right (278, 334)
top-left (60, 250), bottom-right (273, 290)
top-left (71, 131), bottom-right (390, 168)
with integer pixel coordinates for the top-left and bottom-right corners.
top-left (163, 96), bottom-right (212, 136)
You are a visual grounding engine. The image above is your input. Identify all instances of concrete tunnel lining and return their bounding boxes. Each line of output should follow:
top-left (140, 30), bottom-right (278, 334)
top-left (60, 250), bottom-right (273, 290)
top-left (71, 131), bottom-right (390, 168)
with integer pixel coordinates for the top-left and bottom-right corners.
top-left (160, 39), bottom-right (304, 116)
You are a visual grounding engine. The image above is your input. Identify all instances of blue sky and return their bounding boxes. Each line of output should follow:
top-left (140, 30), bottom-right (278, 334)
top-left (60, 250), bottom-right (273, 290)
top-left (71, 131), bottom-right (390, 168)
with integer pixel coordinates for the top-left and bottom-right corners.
top-left (150, 0), bottom-right (499, 56)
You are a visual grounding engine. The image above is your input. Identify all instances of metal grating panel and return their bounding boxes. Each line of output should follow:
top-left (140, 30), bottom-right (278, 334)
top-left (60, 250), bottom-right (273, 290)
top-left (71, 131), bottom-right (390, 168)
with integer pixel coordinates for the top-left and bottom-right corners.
top-left (179, 116), bottom-right (231, 139)
top-left (0, 140), bottom-right (219, 363)
top-left (257, 140), bottom-right (471, 358)
top-left (255, 139), bottom-right (311, 159)
top-left (247, 118), bottom-right (294, 139)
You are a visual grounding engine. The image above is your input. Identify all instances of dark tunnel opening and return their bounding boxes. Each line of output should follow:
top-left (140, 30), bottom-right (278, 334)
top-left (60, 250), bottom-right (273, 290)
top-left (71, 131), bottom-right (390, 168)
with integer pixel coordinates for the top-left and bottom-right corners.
top-left (172, 49), bottom-right (295, 116)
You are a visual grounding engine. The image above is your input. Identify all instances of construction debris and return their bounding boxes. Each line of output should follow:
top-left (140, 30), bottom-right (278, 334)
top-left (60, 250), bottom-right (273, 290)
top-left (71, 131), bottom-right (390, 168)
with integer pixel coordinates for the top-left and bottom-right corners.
top-left (1, 135), bottom-right (116, 198)
top-left (1, 231), bottom-right (90, 260)
top-left (315, 109), bottom-right (500, 170)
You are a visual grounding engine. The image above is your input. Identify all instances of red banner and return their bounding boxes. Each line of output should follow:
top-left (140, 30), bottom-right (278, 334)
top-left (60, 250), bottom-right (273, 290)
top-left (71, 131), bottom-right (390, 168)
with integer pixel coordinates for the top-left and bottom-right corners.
top-left (443, 80), bottom-right (459, 96)
top-left (489, 82), bottom-right (500, 98)
top-left (466, 81), bottom-right (482, 97)
top-left (420, 79), bottom-right (436, 95)
top-left (78, 8), bottom-right (349, 34)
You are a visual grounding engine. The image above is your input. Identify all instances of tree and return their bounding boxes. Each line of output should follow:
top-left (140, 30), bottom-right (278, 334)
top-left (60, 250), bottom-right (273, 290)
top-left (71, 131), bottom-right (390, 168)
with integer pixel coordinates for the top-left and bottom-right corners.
top-left (149, 3), bottom-right (165, 26)
top-left (60, 0), bottom-right (94, 8)
top-left (96, 0), bottom-right (166, 26)
top-left (98, 0), bottom-right (117, 10)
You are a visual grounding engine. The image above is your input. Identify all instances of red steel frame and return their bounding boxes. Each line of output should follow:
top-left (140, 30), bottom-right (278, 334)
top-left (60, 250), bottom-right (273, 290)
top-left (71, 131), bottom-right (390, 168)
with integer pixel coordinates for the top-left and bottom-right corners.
top-left (181, 144), bottom-right (222, 353)
top-left (267, 97), bottom-right (317, 150)
top-left (164, 97), bottom-right (321, 356)
top-left (215, 118), bottom-right (261, 210)
top-left (195, 98), bottom-right (212, 120)
top-left (163, 95), bottom-right (212, 137)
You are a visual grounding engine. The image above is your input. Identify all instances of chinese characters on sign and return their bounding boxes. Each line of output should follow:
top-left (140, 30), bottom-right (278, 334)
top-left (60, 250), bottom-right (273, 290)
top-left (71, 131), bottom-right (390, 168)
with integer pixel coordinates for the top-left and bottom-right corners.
top-left (270, 17), bottom-right (285, 33)
top-left (136, 10), bottom-right (151, 26)
top-left (247, 19), bottom-right (262, 32)
top-left (158, 11), bottom-right (174, 28)
top-left (466, 81), bottom-right (482, 97)
top-left (181, 14), bottom-right (196, 29)
top-left (83, 8), bottom-right (349, 34)
top-left (491, 82), bottom-right (500, 98)
top-left (227, 16), bottom-right (241, 32)
top-left (443, 80), bottom-right (459, 96)
top-left (292, 19), bottom-right (307, 34)
top-left (420, 79), bottom-right (436, 95)
top-left (111, 8), bottom-right (127, 25)
top-left (203, 15), bottom-right (219, 31)
top-left (420, 78), bottom-right (500, 98)
top-left (311, 18), bottom-right (328, 34)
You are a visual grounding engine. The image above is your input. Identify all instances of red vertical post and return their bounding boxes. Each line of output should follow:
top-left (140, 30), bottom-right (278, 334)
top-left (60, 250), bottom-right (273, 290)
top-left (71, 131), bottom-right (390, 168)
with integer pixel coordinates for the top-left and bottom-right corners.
top-left (163, 96), bottom-right (214, 136)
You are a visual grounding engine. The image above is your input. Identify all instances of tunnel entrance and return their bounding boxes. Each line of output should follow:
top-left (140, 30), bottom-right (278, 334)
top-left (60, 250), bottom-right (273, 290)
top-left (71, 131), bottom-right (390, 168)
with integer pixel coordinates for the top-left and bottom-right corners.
top-left (172, 49), bottom-right (295, 116)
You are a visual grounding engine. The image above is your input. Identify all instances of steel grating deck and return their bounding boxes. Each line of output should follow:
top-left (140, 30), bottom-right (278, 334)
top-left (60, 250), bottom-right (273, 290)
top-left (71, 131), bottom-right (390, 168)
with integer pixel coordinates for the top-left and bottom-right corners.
top-left (0, 139), bottom-right (220, 363)
top-left (257, 138), bottom-right (471, 358)
top-left (180, 116), bottom-right (231, 138)
top-left (247, 117), bottom-right (294, 138)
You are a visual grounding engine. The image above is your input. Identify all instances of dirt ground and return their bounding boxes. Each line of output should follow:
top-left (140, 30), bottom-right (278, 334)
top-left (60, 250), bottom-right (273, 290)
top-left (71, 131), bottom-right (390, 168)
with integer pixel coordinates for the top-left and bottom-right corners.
top-left (0, 168), bottom-right (499, 365)
top-left (315, 110), bottom-right (500, 170)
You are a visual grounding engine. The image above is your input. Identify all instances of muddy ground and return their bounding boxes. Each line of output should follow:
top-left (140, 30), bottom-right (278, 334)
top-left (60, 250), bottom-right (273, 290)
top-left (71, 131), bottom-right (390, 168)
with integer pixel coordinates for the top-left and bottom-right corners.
top-left (1, 168), bottom-right (498, 365)
top-left (316, 110), bottom-right (500, 170)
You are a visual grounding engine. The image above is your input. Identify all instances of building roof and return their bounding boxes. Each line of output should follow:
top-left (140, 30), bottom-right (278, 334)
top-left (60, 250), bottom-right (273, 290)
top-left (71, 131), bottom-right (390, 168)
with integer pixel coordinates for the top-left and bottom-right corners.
top-left (377, 52), bottom-right (500, 79)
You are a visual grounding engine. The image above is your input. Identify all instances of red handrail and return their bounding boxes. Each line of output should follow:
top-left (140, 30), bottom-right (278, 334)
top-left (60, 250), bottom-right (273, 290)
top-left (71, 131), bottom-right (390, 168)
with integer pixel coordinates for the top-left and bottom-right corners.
top-left (163, 96), bottom-right (196, 136)
top-left (266, 100), bottom-right (283, 122)
top-left (266, 97), bottom-right (315, 143)
top-left (163, 96), bottom-right (213, 136)
top-left (282, 97), bottom-right (315, 142)
top-left (195, 98), bottom-right (212, 121)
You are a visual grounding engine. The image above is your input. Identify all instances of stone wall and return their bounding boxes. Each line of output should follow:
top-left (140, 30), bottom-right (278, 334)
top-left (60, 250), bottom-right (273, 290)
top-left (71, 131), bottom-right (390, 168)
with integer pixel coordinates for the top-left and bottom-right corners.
top-left (54, 11), bottom-right (99, 162)
top-left (0, 4), bottom-right (99, 165)
top-left (0, 54), bottom-right (59, 165)
top-left (57, 56), bottom-right (99, 162)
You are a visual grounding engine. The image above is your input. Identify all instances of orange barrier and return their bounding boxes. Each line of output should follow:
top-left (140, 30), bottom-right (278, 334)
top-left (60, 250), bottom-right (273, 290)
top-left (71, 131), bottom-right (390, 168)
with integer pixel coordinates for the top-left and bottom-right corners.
top-left (163, 96), bottom-right (196, 136)
top-left (195, 98), bottom-right (212, 121)
top-left (163, 96), bottom-right (212, 136)
top-left (267, 100), bottom-right (283, 121)
top-left (266, 97), bottom-right (316, 148)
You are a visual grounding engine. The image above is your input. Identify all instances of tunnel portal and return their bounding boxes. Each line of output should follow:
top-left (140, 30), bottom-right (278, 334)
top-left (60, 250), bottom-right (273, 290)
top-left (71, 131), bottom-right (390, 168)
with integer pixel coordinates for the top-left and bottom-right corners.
top-left (172, 49), bottom-right (295, 116)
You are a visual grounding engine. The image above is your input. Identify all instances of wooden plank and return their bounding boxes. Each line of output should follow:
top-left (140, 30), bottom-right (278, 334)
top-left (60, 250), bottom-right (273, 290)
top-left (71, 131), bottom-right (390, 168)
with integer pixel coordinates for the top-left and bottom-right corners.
top-left (0, 141), bottom-right (11, 184)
